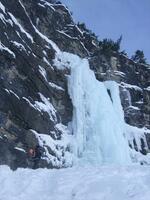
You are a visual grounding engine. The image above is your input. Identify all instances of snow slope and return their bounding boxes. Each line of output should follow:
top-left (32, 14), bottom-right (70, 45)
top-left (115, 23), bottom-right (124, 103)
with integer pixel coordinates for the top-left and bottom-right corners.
top-left (0, 165), bottom-right (150, 200)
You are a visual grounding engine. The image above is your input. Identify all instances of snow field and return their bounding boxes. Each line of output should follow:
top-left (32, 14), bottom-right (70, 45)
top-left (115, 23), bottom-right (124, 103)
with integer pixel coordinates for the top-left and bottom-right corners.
top-left (0, 165), bottom-right (150, 200)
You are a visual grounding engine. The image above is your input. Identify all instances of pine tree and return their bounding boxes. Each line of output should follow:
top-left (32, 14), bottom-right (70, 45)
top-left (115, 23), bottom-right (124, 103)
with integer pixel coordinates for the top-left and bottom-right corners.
top-left (116, 35), bottom-right (122, 52)
top-left (131, 50), bottom-right (147, 64)
top-left (99, 36), bottom-right (122, 53)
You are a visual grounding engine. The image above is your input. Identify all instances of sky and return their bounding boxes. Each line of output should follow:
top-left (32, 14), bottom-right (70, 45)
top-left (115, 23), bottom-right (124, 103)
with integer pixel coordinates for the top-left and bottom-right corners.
top-left (61, 0), bottom-right (150, 63)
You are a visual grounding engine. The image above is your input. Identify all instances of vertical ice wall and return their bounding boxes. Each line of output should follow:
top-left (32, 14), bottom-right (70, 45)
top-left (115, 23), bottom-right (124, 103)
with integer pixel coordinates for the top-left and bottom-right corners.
top-left (54, 52), bottom-right (131, 165)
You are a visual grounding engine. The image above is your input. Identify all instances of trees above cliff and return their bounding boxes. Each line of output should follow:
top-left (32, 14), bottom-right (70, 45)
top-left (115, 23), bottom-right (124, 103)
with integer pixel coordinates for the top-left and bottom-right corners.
top-left (77, 22), bottom-right (148, 64)
top-left (98, 36), bottom-right (122, 54)
top-left (131, 50), bottom-right (147, 64)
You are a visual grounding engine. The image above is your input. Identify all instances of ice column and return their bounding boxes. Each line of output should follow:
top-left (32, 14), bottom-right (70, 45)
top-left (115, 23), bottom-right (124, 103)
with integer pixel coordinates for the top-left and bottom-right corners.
top-left (68, 55), bottom-right (131, 165)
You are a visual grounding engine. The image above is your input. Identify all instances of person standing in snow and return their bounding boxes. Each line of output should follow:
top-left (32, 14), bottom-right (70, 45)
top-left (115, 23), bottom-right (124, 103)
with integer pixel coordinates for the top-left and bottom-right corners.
top-left (33, 145), bottom-right (43, 169)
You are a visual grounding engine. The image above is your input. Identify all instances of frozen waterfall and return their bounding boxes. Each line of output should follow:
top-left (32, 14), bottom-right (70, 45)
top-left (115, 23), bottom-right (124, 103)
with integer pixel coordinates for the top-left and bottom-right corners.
top-left (54, 52), bottom-right (131, 165)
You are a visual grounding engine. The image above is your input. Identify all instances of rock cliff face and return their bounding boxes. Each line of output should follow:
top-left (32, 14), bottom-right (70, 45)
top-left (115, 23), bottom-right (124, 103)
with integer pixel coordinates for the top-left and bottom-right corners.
top-left (0, 0), bottom-right (150, 169)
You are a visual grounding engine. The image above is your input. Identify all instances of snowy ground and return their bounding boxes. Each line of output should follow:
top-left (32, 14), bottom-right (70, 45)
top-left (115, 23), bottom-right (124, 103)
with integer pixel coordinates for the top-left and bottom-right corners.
top-left (0, 165), bottom-right (150, 200)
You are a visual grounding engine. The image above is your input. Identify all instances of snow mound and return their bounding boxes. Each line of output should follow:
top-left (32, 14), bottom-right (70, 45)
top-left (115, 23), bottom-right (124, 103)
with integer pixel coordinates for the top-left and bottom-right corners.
top-left (0, 165), bottom-right (150, 200)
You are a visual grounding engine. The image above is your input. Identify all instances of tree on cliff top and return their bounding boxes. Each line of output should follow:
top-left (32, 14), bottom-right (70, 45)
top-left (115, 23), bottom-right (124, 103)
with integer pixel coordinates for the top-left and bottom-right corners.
top-left (98, 35), bottom-right (122, 54)
top-left (131, 50), bottom-right (147, 64)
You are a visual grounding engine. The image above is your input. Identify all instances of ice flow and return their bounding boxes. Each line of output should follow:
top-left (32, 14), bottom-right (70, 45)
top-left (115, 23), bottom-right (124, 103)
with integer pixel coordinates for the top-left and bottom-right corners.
top-left (55, 52), bottom-right (131, 165)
